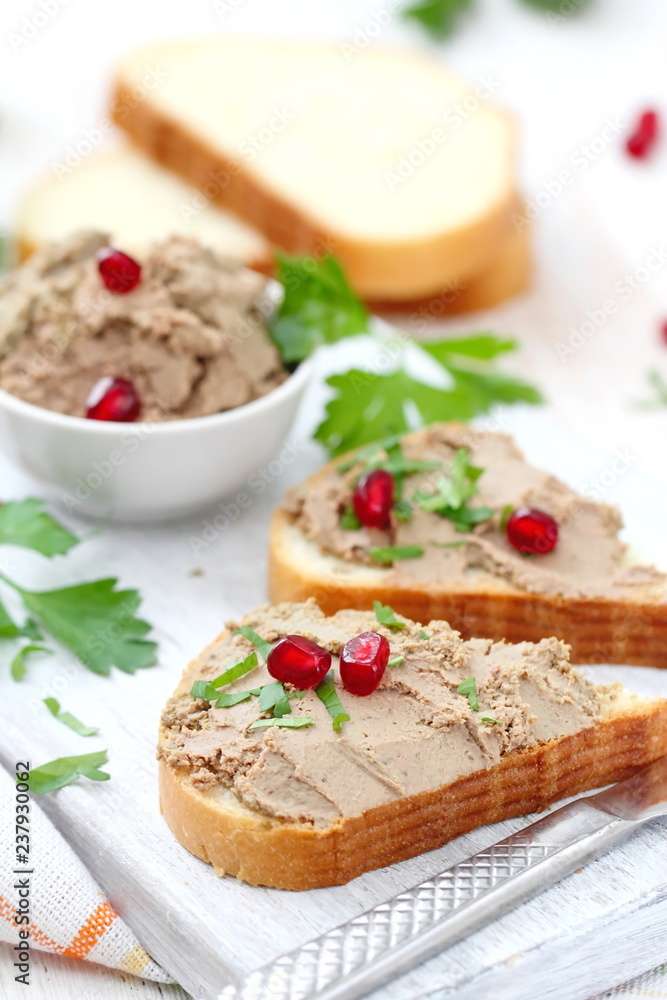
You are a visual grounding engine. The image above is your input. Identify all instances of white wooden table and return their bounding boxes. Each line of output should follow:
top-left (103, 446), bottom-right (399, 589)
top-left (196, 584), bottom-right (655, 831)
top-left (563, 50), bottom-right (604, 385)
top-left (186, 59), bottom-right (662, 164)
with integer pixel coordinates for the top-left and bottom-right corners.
top-left (2, 0), bottom-right (667, 997)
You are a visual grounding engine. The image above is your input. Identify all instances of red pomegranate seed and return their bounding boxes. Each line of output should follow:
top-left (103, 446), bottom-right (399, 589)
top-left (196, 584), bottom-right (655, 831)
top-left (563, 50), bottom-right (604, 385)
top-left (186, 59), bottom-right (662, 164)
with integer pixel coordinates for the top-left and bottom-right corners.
top-left (340, 631), bottom-right (390, 696)
top-left (97, 246), bottom-right (142, 293)
top-left (352, 470), bottom-right (395, 529)
top-left (625, 110), bottom-right (659, 160)
top-left (86, 377), bottom-right (142, 422)
top-left (506, 507), bottom-right (559, 555)
top-left (267, 635), bottom-right (331, 689)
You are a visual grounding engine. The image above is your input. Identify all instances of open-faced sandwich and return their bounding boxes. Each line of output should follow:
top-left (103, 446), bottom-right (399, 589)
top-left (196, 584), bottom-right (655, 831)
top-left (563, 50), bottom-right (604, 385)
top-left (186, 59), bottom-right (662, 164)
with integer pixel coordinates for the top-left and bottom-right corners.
top-left (158, 600), bottom-right (667, 889)
top-left (270, 424), bottom-right (667, 667)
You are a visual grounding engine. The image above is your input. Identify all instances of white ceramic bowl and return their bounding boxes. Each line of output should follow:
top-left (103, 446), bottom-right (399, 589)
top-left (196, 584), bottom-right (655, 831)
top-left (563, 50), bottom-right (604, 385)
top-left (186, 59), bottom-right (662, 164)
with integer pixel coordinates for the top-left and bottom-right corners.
top-left (0, 358), bottom-right (313, 522)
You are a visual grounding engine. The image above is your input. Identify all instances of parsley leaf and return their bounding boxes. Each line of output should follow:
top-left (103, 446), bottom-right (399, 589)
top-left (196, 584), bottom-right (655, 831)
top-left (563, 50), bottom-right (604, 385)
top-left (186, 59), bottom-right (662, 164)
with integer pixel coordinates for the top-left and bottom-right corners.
top-left (211, 652), bottom-right (259, 688)
top-left (314, 335), bottom-right (541, 456)
top-left (25, 751), bottom-right (110, 794)
top-left (419, 630), bottom-right (430, 640)
top-left (269, 254), bottom-right (370, 363)
top-left (393, 499), bottom-right (414, 523)
top-left (374, 600), bottom-right (407, 629)
top-left (43, 698), bottom-right (99, 737)
top-left (499, 504), bottom-right (513, 531)
top-left (316, 671), bottom-right (350, 730)
top-left (258, 681), bottom-right (292, 718)
top-left (0, 500), bottom-right (78, 557)
top-left (234, 626), bottom-right (272, 662)
top-left (248, 717), bottom-right (314, 731)
top-left (368, 545), bottom-right (425, 563)
top-left (214, 689), bottom-right (258, 708)
top-left (482, 717), bottom-right (502, 726)
top-left (402, 0), bottom-right (473, 38)
top-left (0, 598), bottom-right (21, 639)
top-left (413, 447), bottom-right (493, 532)
top-left (190, 653), bottom-right (259, 702)
top-left (6, 578), bottom-right (157, 676)
top-left (340, 506), bottom-right (361, 530)
top-left (11, 644), bottom-right (50, 682)
top-left (457, 676), bottom-right (479, 712)
top-left (635, 369), bottom-right (667, 409)
top-left (387, 655), bottom-right (405, 667)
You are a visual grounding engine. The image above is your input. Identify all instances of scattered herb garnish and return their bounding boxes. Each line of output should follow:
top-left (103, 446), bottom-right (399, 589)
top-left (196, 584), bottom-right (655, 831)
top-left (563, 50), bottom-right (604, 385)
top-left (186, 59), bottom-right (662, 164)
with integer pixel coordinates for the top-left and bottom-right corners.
top-left (482, 717), bottom-right (502, 726)
top-left (374, 600), bottom-right (407, 629)
top-left (368, 546), bottom-right (425, 564)
top-left (413, 448), bottom-right (493, 533)
top-left (340, 505), bottom-right (361, 531)
top-left (248, 717), bottom-right (314, 731)
top-left (11, 644), bottom-right (51, 682)
top-left (190, 652), bottom-right (259, 701)
top-left (269, 253), bottom-right (370, 364)
top-left (316, 671), bottom-right (350, 730)
top-left (457, 676), bottom-right (479, 712)
top-left (419, 630), bottom-right (430, 640)
top-left (213, 689), bottom-right (259, 708)
top-left (25, 751), bottom-right (110, 795)
top-left (43, 698), bottom-right (99, 737)
top-left (499, 504), bottom-right (513, 531)
top-left (233, 626), bottom-right (272, 662)
top-left (258, 681), bottom-right (292, 718)
top-left (0, 499), bottom-right (78, 557)
top-left (387, 655), bottom-right (405, 668)
top-left (432, 540), bottom-right (468, 549)
top-left (393, 499), bottom-right (414, 523)
top-left (635, 369), bottom-right (667, 409)
top-left (402, 0), bottom-right (472, 40)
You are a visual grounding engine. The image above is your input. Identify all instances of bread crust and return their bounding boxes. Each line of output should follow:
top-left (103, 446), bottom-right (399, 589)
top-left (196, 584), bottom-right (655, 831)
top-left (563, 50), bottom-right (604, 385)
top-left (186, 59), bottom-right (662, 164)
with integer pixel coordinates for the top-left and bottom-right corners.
top-left (269, 505), bottom-right (667, 669)
top-left (111, 79), bottom-right (517, 301)
top-left (159, 697), bottom-right (667, 890)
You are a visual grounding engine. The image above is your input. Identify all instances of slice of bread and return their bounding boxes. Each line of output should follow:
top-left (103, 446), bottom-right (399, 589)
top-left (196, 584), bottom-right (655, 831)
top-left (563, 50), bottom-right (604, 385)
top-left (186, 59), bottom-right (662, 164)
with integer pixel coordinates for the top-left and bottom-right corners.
top-left (111, 39), bottom-right (517, 300)
top-left (17, 145), bottom-right (272, 269)
top-left (158, 601), bottom-right (667, 890)
top-left (269, 426), bottom-right (667, 667)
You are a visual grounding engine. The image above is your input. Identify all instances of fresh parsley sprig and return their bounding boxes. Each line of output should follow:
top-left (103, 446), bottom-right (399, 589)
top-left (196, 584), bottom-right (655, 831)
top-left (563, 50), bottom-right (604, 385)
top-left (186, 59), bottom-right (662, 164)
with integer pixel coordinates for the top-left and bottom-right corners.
top-left (457, 676), bottom-right (479, 712)
top-left (412, 447), bottom-right (494, 532)
top-left (374, 601), bottom-right (407, 629)
top-left (316, 671), bottom-right (350, 731)
top-left (25, 751), bottom-right (110, 795)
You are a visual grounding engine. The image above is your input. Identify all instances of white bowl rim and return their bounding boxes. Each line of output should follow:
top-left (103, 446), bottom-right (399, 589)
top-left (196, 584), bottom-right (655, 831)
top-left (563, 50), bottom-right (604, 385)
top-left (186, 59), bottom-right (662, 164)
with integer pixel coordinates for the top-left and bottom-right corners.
top-left (0, 355), bottom-right (314, 436)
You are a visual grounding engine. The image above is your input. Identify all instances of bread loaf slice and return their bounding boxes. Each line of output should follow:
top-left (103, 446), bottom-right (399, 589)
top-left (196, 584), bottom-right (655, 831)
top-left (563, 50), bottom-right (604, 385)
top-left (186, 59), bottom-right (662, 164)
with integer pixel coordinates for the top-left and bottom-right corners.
top-left (158, 601), bottom-right (667, 890)
top-left (111, 39), bottom-right (517, 300)
top-left (16, 145), bottom-right (273, 269)
top-left (269, 425), bottom-right (667, 667)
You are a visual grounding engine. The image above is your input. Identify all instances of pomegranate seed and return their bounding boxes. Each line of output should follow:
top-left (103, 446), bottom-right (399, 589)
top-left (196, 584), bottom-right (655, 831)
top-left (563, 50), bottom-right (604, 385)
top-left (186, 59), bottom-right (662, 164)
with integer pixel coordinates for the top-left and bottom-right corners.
top-left (352, 470), bottom-right (395, 529)
top-left (506, 507), bottom-right (559, 555)
top-left (267, 635), bottom-right (331, 689)
top-left (625, 110), bottom-right (659, 160)
top-left (86, 377), bottom-right (142, 422)
top-left (97, 246), bottom-right (142, 293)
top-left (340, 631), bottom-right (390, 696)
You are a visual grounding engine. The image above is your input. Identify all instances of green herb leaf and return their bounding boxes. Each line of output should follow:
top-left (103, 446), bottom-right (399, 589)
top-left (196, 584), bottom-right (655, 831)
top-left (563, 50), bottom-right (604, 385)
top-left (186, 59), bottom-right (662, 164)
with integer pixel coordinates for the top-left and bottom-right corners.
top-left (43, 698), bottom-right (99, 736)
top-left (10, 644), bottom-right (51, 682)
top-left (457, 676), bottom-right (479, 712)
top-left (316, 672), bottom-right (350, 730)
top-left (0, 597), bottom-right (21, 639)
top-left (190, 680), bottom-right (218, 702)
top-left (412, 447), bottom-right (493, 532)
top-left (387, 655), bottom-right (405, 668)
top-left (635, 369), bottom-right (667, 410)
top-left (0, 500), bottom-right (78, 557)
top-left (340, 506), bottom-right (362, 531)
top-left (421, 334), bottom-right (518, 363)
top-left (336, 435), bottom-right (405, 474)
top-left (248, 716), bottom-right (314, 731)
top-left (25, 751), bottom-right (110, 794)
top-left (269, 254), bottom-right (370, 363)
top-left (374, 600), bottom-right (407, 629)
top-left (419, 630), bottom-right (430, 640)
top-left (499, 504), bottom-right (513, 531)
top-left (211, 652), bottom-right (259, 688)
top-left (402, 0), bottom-right (473, 39)
top-left (257, 681), bottom-right (292, 718)
top-left (369, 545), bottom-right (424, 564)
top-left (520, 0), bottom-right (589, 10)
top-left (234, 626), bottom-right (272, 662)
top-left (481, 717), bottom-right (502, 726)
top-left (214, 689), bottom-right (256, 708)
top-left (432, 540), bottom-right (468, 549)
top-left (393, 499), bottom-right (414, 523)
top-left (12, 578), bottom-right (157, 676)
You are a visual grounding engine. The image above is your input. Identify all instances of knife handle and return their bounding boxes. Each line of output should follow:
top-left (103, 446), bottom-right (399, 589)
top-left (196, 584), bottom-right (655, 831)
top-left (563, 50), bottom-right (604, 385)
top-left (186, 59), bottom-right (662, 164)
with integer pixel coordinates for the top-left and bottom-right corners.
top-left (214, 799), bottom-right (644, 1000)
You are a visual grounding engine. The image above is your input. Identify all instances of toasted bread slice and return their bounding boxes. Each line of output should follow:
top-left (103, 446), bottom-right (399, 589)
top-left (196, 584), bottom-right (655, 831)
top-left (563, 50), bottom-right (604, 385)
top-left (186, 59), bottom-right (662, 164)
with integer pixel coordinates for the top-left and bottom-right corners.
top-left (111, 39), bottom-right (517, 300)
top-left (158, 601), bottom-right (667, 890)
top-left (269, 426), bottom-right (667, 667)
top-left (17, 145), bottom-right (272, 269)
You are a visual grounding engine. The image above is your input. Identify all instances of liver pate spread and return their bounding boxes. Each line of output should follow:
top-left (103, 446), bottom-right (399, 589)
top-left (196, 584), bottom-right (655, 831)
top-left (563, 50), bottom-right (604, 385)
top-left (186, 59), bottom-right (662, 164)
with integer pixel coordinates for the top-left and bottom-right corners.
top-left (159, 600), bottom-right (616, 828)
top-left (283, 424), bottom-right (666, 601)
top-left (0, 231), bottom-right (287, 420)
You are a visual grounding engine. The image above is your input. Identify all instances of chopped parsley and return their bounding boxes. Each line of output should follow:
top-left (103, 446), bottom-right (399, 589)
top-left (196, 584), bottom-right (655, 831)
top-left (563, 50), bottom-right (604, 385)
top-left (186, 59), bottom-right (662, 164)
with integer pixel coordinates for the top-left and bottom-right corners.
top-left (316, 671), bottom-right (350, 730)
top-left (374, 601), bottom-right (407, 629)
top-left (340, 505), bottom-right (361, 531)
top-left (499, 504), bottom-right (513, 531)
top-left (44, 698), bottom-right (99, 737)
top-left (190, 652), bottom-right (259, 701)
top-left (457, 676), bottom-right (479, 712)
top-left (413, 448), bottom-right (493, 533)
top-left (25, 751), bottom-right (110, 795)
top-left (10, 644), bottom-right (50, 682)
top-left (233, 626), bottom-right (272, 661)
top-left (419, 630), bottom-right (430, 640)
top-left (482, 717), bottom-right (502, 726)
top-left (368, 546), bottom-right (424, 564)
top-left (387, 655), bottom-right (405, 668)
top-left (248, 717), bottom-right (314, 731)
top-left (258, 681), bottom-right (292, 718)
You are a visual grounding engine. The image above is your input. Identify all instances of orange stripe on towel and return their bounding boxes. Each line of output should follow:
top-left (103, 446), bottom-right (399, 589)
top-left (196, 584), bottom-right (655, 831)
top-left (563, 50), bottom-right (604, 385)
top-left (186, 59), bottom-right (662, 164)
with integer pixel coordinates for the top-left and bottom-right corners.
top-left (63, 901), bottom-right (117, 959)
top-left (0, 894), bottom-right (66, 954)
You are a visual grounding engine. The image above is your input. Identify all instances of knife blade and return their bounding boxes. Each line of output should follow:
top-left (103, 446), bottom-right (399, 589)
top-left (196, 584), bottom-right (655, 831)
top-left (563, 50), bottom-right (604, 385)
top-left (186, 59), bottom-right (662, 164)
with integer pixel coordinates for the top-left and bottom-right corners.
top-left (214, 755), bottom-right (667, 1000)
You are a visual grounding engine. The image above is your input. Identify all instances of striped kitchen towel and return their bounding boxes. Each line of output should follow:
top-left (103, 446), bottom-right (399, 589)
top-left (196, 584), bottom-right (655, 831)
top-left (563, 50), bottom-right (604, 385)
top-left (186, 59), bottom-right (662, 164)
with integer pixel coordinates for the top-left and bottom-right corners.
top-left (0, 764), bottom-right (171, 983)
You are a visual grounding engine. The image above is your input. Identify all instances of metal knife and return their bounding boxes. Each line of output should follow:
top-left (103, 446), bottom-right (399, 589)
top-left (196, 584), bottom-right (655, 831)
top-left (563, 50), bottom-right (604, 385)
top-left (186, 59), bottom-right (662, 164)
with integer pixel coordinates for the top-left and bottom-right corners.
top-left (214, 755), bottom-right (667, 1000)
